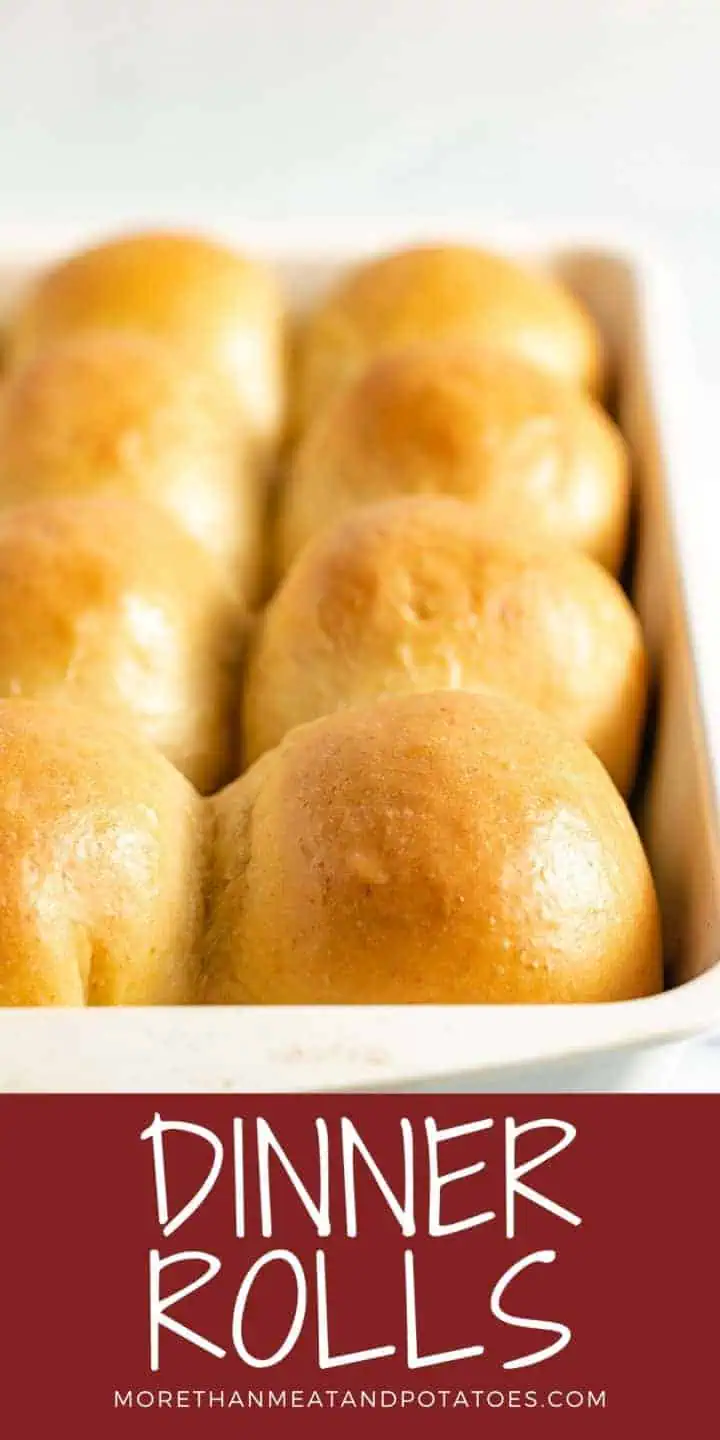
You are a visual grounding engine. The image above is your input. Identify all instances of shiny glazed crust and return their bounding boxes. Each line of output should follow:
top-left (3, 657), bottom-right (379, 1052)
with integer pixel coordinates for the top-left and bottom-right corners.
top-left (0, 237), bottom-right (665, 1014)
top-left (0, 496), bottom-right (244, 792)
top-left (279, 343), bottom-right (628, 576)
top-left (0, 701), bottom-right (207, 1006)
top-left (206, 690), bottom-right (662, 1005)
top-left (8, 229), bottom-right (286, 451)
top-left (246, 496), bottom-right (647, 792)
top-left (0, 330), bottom-right (262, 597)
top-left (294, 243), bottom-right (605, 432)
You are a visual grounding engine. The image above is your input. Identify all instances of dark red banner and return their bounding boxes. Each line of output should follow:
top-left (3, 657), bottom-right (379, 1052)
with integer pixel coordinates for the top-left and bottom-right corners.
top-left (0, 1095), bottom-right (716, 1435)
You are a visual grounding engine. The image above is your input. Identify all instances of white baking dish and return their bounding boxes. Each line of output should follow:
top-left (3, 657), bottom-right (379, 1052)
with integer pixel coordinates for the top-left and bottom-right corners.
top-left (0, 220), bottom-right (717, 1093)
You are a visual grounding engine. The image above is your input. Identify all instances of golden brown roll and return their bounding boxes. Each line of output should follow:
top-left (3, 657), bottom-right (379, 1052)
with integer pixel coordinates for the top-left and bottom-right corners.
top-left (278, 344), bottom-right (629, 577)
top-left (0, 331), bottom-right (261, 597)
top-left (0, 495), bottom-right (243, 793)
top-left (8, 229), bottom-right (286, 452)
top-left (204, 689), bottom-right (662, 1005)
top-left (295, 243), bottom-right (604, 432)
top-left (245, 496), bottom-right (647, 794)
top-left (0, 700), bottom-right (206, 1006)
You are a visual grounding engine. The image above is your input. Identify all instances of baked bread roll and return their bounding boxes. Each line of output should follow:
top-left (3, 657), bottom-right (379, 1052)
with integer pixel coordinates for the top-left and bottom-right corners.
top-left (0, 331), bottom-right (261, 597)
top-left (246, 496), bottom-right (647, 793)
top-left (295, 243), bottom-right (603, 432)
top-left (0, 496), bottom-right (243, 793)
top-left (8, 229), bottom-right (286, 453)
top-left (204, 690), bottom-right (662, 1005)
top-left (0, 700), bottom-right (206, 1005)
top-left (278, 344), bottom-right (628, 576)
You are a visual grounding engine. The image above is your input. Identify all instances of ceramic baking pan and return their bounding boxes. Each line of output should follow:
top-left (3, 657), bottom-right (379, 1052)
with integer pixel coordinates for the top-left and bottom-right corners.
top-left (0, 221), bottom-right (717, 1091)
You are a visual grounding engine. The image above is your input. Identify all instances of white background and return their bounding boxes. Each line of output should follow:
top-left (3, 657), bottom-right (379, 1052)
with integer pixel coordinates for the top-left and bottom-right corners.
top-left (0, 0), bottom-right (718, 1086)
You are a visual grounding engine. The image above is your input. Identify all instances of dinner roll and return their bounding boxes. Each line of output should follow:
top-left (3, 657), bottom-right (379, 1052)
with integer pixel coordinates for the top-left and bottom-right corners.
top-left (8, 230), bottom-right (286, 452)
top-left (246, 496), bottom-right (647, 793)
top-left (295, 243), bottom-right (603, 432)
top-left (204, 690), bottom-right (662, 1005)
top-left (0, 700), bottom-right (206, 1005)
top-left (0, 496), bottom-right (243, 793)
top-left (279, 344), bottom-right (628, 576)
top-left (0, 331), bottom-right (261, 597)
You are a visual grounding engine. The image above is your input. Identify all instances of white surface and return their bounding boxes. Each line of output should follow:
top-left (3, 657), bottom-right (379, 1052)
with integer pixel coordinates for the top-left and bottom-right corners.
top-left (0, 2), bottom-right (718, 1088)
